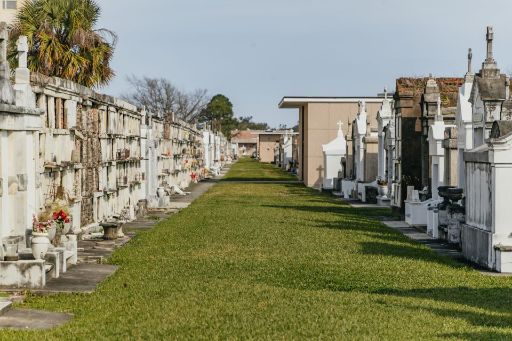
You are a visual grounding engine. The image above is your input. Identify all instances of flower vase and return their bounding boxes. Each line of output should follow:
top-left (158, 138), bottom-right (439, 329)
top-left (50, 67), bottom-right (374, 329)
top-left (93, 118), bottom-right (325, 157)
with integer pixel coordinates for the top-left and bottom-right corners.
top-left (31, 233), bottom-right (50, 260)
top-left (62, 221), bottom-right (71, 235)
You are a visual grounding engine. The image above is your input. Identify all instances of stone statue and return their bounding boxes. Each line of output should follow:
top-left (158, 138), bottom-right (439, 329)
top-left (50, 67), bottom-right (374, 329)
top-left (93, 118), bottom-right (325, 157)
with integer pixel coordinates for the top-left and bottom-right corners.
top-left (0, 22), bottom-right (15, 105)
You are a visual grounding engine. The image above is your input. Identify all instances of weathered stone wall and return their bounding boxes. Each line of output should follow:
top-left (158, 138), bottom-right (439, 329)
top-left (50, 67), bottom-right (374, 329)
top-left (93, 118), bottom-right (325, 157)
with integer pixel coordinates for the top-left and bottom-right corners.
top-left (29, 73), bottom-right (209, 228)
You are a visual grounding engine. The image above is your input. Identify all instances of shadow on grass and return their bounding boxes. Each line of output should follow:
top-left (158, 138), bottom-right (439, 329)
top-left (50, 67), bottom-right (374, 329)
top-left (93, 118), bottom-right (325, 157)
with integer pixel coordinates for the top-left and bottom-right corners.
top-left (372, 286), bottom-right (512, 339)
top-left (263, 203), bottom-right (395, 221)
top-left (220, 177), bottom-right (300, 182)
top-left (359, 241), bottom-right (465, 268)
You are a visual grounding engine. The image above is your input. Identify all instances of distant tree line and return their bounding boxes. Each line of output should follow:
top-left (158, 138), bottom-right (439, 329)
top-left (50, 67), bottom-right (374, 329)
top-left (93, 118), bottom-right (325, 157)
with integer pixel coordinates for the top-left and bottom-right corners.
top-left (123, 76), bottom-right (271, 139)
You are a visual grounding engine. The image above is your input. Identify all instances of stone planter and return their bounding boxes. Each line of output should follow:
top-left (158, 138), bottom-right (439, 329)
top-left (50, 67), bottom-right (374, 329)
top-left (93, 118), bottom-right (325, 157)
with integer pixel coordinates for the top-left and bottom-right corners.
top-left (378, 185), bottom-right (389, 198)
top-left (100, 222), bottom-right (119, 240)
top-left (31, 233), bottom-right (50, 260)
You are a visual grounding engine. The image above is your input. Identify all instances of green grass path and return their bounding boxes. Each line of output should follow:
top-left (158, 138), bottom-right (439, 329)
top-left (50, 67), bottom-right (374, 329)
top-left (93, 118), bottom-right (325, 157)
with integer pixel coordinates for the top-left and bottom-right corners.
top-left (3, 158), bottom-right (512, 340)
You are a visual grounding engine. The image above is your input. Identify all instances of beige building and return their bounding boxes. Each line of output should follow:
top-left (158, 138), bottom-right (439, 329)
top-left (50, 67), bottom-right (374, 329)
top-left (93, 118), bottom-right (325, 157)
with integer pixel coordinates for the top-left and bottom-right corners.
top-left (231, 129), bottom-right (264, 156)
top-left (0, 0), bottom-right (27, 25)
top-left (258, 132), bottom-right (282, 163)
top-left (279, 97), bottom-right (387, 189)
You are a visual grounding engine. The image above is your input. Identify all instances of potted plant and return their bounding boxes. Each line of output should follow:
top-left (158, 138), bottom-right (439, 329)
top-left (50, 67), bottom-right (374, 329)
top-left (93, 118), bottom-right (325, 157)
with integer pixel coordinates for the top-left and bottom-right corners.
top-left (31, 215), bottom-right (51, 260)
top-left (377, 177), bottom-right (389, 197)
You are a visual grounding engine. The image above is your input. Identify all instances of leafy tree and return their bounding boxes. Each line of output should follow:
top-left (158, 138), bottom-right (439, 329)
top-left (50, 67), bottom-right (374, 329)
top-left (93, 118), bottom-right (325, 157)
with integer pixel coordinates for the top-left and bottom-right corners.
top-left (236, 116), bottom-right (269, 131)
top-left (8, 0), bottom-right (116, 88)
top-left (200, 94), bottom-right (236, 138)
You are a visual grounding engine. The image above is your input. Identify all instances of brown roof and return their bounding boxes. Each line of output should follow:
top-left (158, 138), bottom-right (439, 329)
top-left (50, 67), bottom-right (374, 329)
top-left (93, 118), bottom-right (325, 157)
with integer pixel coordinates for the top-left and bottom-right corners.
top-left (231, 130), bottom-right (264, 143)
top-left (395, 77), bottom-right (464, 107)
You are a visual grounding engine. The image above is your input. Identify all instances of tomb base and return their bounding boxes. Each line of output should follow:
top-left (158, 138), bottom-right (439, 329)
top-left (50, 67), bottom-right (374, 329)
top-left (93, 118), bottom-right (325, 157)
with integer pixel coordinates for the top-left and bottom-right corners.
top-left (404, 200), bottom-right (429, 227)
top-left (377, 196), bottom-right (391, 206)
top-left (0, 260), bottom-right (46, 289)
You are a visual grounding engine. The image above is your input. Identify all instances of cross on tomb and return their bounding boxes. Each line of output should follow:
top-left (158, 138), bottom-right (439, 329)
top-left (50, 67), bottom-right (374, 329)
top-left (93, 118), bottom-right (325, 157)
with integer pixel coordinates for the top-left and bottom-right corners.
top-left (17, 36), bottom-right (28, 69)
top-left (486, 26), bottom-right (494, 61)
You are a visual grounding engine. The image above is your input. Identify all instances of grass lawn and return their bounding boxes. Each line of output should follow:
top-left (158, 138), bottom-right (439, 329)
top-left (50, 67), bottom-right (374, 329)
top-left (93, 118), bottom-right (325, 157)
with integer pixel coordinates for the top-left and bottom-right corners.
top-left (221, 157), bottom-right (298, 181)
top-left (3, 158), bottom-right (512, 339)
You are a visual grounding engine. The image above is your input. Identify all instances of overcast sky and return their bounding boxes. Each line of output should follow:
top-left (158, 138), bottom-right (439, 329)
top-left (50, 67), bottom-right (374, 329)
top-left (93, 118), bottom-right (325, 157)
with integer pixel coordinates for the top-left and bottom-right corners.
top-left (97, 0), bottom-right (512, 128)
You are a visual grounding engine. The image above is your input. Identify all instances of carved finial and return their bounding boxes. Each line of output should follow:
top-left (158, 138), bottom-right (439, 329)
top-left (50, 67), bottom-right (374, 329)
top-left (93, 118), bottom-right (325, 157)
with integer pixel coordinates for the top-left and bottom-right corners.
top-left (486, 26), bottom-right (494, 61)
top-left (384, 87), bottom-right (388, 100)
top-left (468, 48), bottom-right (472, 74)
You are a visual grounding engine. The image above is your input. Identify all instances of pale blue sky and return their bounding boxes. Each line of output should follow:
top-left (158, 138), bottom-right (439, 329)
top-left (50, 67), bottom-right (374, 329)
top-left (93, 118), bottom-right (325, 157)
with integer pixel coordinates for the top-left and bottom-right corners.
top-left (97, 0), bottom-right (512, 128)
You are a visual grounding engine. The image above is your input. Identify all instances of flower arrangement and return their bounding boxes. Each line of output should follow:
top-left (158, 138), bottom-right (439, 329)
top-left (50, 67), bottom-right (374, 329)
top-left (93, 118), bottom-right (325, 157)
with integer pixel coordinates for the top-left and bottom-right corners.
top-left (32, 215), bottom-right (51, 234)
top-left (52, 210), bottom-right (70, 230)
top-left (377, 177), bottom-right (388, 186)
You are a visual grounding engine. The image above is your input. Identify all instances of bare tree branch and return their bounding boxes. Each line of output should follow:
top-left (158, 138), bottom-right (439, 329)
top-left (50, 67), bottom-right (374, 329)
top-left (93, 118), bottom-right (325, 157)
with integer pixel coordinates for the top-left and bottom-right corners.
top-left (122, 76), bottom-right (209, 123)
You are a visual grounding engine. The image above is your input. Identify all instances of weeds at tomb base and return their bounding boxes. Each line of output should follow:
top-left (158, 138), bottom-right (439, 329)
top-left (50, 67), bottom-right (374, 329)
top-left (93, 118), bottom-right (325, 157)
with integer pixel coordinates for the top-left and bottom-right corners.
top-left (2, 159), bottom-right (512, 339)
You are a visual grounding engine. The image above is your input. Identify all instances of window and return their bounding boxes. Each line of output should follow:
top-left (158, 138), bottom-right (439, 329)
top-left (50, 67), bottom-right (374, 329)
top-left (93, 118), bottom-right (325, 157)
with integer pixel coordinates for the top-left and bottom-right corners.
top-left (2, 0), bottom-right (16, 9)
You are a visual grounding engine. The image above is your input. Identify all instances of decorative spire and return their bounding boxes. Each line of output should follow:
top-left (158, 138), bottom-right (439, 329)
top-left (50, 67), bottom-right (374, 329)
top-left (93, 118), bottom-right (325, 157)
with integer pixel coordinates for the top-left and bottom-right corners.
top-left (486, 26), bottom-right (494, 62)
top-left (467, 48), bottom-right (472, 74)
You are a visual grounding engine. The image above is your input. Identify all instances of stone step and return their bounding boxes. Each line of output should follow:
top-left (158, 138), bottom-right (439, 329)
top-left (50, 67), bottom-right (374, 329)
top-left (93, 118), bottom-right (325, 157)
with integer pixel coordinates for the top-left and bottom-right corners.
top-left (0, 299), bottom-right (12, 316)
top-left (0, 301), bottom-right (12, 316)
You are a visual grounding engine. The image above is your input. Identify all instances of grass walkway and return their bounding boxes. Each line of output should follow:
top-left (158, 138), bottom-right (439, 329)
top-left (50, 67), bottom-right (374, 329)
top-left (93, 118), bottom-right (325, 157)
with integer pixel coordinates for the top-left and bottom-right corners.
top-left (3, 159), bottom-right (512, 339)
top-left (221, 157), bottom-right (297, 181)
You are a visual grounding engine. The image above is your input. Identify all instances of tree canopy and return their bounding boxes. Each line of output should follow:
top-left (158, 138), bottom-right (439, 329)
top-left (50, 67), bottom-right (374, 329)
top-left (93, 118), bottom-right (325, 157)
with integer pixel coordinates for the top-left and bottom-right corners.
top-left (8, 0), bottom-right (116, 88)
top-left (200, 94), bottom-right (237, 137)
top-left (236, 116), bottom-right (269, 131)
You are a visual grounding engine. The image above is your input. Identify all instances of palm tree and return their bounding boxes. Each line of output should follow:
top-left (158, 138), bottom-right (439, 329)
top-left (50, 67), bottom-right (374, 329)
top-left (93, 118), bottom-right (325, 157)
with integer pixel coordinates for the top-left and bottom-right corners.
top-left (8, 0), bottom-right (116, 88)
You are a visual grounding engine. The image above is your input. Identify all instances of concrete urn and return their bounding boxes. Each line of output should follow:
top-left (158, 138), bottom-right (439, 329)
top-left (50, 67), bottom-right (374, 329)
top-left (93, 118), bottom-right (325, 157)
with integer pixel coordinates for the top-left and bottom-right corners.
top-left (31, 233), bottom-right (50, 260)
top-left (378, 185), bottom-right (389, 198)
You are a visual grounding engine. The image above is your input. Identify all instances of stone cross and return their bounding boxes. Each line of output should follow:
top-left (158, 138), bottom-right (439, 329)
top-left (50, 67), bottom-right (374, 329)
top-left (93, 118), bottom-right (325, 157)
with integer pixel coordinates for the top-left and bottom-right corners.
top-left (486, 26), bottom-right (494, 61)
top-left (17, 36), bottom-right (28, 69)
top-left (467, 48), bottom-right (472, 74)
top-left (0, 22), bottom-right (15, 105)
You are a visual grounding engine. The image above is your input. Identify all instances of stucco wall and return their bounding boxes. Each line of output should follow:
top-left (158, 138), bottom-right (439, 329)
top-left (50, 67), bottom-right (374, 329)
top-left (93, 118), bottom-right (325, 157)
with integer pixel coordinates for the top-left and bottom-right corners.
top-left (303, 101), bottom-right (381, 189)
top-left (259, 134), bottom-right (280, 163)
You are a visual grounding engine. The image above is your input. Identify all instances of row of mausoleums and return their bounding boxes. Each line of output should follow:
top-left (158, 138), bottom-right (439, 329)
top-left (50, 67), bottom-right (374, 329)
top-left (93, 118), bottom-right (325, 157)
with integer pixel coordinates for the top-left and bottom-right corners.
top-left (280, 27), bottom-right (512, 273)
top-left (0, 26), bottom-right (231, 288)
